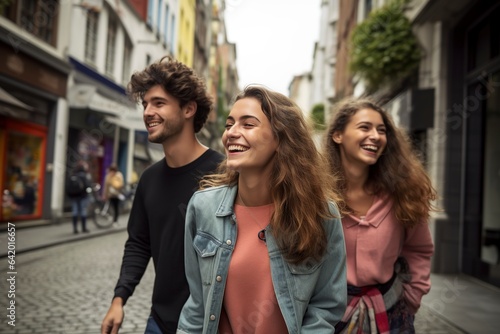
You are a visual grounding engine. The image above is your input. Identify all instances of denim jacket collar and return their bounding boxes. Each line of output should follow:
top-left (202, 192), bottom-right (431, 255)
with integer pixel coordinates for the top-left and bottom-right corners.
top-left (215, 184), bottom-right (237, 218)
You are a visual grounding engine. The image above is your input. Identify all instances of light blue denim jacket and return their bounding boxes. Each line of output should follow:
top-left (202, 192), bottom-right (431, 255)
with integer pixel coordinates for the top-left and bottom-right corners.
top-left (177, 185), bottom-right (347, 334)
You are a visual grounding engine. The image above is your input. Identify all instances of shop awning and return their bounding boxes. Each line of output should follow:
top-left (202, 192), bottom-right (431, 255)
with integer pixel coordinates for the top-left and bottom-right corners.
top-left (68, 84), bottom-right (136, 117)
top-left (69, 83), bottom-right (146, 131)
top-left (105, 113), bottom-right (145, 131)
top-left (0, 86), bottom-right (34, 118)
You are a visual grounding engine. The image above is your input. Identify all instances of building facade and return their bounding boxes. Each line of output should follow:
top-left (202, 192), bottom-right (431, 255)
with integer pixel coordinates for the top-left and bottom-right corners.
top-left (331, 0), bottom-right (500, 288)
top-left (0, 1), bottom-right (72, 222)
top-left (289, 0), bottom-right (339, 139)
top-left (177, 0), bottom-right (195, 66)
top-left (0, 0), bottom-right (237, 225)
top-left (410, 0), bottom-right (500, 287)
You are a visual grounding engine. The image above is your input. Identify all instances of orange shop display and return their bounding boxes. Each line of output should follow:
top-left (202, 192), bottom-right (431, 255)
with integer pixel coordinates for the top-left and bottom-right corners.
top-left (0, 119), bottom-right (47, 222)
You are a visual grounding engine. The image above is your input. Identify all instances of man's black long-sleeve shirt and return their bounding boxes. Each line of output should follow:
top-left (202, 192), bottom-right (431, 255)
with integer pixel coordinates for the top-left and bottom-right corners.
top-left (114, 149), bottom-right (224, 333)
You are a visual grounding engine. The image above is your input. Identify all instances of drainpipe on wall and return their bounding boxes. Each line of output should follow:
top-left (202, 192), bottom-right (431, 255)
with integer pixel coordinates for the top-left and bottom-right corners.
top-left (458, 88), bottom-right (468, 274)
top-left (113, 124), bottom-right (120, 164)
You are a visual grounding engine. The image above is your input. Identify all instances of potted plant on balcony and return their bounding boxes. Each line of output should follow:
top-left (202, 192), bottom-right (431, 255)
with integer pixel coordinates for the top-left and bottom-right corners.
top-left (349, 0), bottom-right (422, 93)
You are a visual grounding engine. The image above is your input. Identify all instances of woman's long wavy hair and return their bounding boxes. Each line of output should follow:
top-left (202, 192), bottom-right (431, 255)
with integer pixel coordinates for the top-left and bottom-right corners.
top-left (201, 85), bottom-right (343, 264)
top-left (127, 56), bottom-right (212, 133)
top-left (324, 98), bottom-right (437, 228)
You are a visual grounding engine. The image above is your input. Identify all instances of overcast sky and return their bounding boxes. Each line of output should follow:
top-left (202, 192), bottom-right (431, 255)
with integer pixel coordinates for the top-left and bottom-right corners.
top-left (224, 0), bottom-right (321, 96)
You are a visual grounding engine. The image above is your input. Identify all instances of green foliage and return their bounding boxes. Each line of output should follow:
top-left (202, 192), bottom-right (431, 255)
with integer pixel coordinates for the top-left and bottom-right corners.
top-left (217, 64), bottom-right (228, 135)
top-left (310, 103), bottom-right (326, 131)
top-left (217, 107), bottom-right (230, 135)
top-left (349, 0), bottom-right (421, 92)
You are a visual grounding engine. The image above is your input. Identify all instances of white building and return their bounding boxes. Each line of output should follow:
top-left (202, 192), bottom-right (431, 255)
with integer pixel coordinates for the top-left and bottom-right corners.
top-left (63, 0), bottom-right (179, 217)
top-left (289, 0), bottom-right (339, 131)
top-left (337, 0), bottom-right (500, 289)
top-left (0, 0), bottom-right (181, 223)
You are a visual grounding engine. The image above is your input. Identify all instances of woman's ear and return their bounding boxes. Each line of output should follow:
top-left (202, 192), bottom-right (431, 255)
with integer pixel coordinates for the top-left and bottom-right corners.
top-left (332, 131), bottom-right (342, 144)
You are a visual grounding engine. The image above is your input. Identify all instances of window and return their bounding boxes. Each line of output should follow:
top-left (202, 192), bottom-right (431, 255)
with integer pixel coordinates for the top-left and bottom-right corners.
top-left (105, 17), bottom-right (117, 77)
top-left (122, 38), bottom-right (132, 86)
top-left (157, 0), bottom-right (163, 36)
top-left (84, 10), bottom-right (99, 64)
top-left (147, 0), bottom-right (154, 27)
top-left (364, 0), bottom-right (373, 18)
top-left (3, 0), bottom-right (59, 46)
top-left (170, 15), bottom-right (176, 54)
top-left (164, 4), bottom-right (170, 46)
top-left (467, 6), bottom-right (500, 71)
top-left (0, 2), bottom-right (13, 17)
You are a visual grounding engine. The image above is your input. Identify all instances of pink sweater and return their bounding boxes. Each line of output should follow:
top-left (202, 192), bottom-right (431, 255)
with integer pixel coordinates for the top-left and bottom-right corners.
top-left (342, 193), bottom-right (434, 314)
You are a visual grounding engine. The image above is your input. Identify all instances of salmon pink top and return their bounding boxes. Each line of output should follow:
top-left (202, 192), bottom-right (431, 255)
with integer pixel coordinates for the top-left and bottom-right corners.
top-left (342, 193), bottom-right (434, 314)
top-left (218, 203), bottom-right (288, 334)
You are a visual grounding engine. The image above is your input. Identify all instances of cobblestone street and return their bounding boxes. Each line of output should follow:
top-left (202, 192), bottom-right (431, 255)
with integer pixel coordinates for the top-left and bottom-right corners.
top-left (0, 230), bottom-right (468, 333)
top-left (0, 231), bottom-right (154, 334)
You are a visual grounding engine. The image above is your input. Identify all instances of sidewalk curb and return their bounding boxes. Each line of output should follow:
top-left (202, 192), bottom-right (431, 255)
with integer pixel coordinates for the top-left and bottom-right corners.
top-left (0, 213), bottom-right (129, 258)
top-left (417, 304), bottom-right (469, 333)
top-left (0, 225), bottom-right (127, 258)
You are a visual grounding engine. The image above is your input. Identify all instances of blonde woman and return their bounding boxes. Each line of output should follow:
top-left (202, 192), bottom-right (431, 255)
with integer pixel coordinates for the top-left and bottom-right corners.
top-left (103, 163), bottom-right (124, 223)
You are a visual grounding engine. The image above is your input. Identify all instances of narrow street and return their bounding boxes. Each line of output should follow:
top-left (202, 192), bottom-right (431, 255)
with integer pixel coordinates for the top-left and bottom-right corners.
top-left (0, 229), bottom-right (468, 334)
top-left (0, 231), bottom-right (154, 334)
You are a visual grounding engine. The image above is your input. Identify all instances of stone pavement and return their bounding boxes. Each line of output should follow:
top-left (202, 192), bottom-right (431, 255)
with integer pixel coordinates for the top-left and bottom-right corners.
top-left (0, 226), bottom-right (153, 334)
top-left (1, 217), bottom-right (500, 333)
top-left (419, 274), bottom-right (500, 334)
top-left (0, 214), bottom-right (129, 258)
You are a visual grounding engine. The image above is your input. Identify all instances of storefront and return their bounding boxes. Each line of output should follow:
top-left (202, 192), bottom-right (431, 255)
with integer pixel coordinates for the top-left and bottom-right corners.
top-left (133, 130), bottom-right (154, 178)
top-left (66, 57), bottom-right (141, 211)
top-left (0, 118), bottom-right (47, 221)
top-left (450, 1), bottom-right (500, 286)
top-left (66, 85), bottom-right (114, 179)
top-left (103, 114), bottom-right (158, 184)
top-left (0, 39), bottom-right (69, 223)
top-left (366, 0), bottom-right (500, 289)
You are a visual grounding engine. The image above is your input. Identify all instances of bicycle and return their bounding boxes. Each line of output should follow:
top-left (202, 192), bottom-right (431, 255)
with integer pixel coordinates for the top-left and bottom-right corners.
top-left (87, 183), bottom-right (115, 229)
top-left (120, 183), bottom-right (136, 213)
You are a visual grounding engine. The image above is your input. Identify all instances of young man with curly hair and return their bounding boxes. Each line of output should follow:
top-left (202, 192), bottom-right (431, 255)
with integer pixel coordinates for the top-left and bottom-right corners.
top-left (101, 57), bottom-right (224, 334)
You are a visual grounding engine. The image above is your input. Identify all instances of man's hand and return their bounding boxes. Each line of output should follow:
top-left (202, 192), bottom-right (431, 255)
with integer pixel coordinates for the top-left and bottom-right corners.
top-left (101, 297), bottom-right (124, 334)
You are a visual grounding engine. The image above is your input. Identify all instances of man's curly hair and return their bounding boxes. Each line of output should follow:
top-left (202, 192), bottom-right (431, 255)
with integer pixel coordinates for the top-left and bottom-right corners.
top-left (127, 56), bottom-right (212, 133)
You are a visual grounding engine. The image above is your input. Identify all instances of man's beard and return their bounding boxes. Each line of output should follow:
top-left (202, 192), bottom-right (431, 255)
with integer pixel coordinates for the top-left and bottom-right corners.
top-left (147, 118), bottom-right (184, 143)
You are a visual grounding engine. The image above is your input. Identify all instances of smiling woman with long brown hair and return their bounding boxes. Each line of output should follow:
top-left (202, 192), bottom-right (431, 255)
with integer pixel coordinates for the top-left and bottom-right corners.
top-left (177, 85), bottom-right (347, 334)
top-left (325, 97), bottom-right (436, 333)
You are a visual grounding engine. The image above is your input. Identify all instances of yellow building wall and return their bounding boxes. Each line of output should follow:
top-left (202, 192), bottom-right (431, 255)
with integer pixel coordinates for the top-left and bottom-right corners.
top-left (177, 0), bottom-right (195, 67)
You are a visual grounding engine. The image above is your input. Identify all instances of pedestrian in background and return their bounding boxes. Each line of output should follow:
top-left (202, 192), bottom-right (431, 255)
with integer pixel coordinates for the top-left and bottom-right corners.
top-left (66, 161), bottom-right (92, 234)
top-left (103, 163), bottom-right (124, 224)
top-left (324, 98), bottom-right (436, 333)
top-left (177, 85), bottom-right (347, 334)
top-left (101, 56), bottom-right (224, 334)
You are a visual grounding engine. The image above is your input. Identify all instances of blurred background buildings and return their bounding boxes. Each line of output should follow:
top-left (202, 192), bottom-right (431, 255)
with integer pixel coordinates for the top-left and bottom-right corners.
top-left (290, 0), bottom-right (500, 290)
top-left (0, 0), bottom-right (238, 223)
top-left (1, 0), bottom-right (499, 290)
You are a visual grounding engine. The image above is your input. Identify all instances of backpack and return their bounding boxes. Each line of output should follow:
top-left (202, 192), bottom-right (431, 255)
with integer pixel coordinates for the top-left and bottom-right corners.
top-left (66, 174), bottom-right (86, 197)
